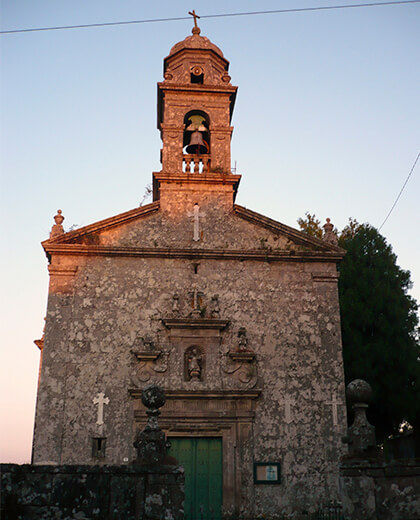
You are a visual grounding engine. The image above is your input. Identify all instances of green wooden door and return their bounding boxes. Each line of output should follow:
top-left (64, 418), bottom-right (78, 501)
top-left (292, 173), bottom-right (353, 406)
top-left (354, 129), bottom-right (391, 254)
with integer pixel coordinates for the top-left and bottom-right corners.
top-left (169, 437), bottom-right (222, 520)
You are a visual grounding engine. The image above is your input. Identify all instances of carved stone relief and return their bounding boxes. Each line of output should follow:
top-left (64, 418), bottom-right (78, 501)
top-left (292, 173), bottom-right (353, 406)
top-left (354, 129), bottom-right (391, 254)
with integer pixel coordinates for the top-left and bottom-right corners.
top-left (170, 290), bottom-right (221, 320)
top-left (222, 327), bottom-right (258, 388)
top-left (131, 335), bottom-right (169, 386)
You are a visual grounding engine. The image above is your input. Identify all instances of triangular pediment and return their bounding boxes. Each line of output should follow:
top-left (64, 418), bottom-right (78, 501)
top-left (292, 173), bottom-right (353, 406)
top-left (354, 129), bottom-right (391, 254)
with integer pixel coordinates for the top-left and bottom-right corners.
top-left (42, 201), bottom-right (160, 247)
top-left (42, 200), bottom-right (344, 261)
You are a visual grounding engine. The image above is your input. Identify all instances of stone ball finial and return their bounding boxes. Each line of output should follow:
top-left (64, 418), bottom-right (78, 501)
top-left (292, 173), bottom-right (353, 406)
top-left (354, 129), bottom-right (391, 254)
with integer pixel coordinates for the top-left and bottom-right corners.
top-left (50, 209), bottom-right (65, 238)
top-left (54, 209), bottom-right (64, 225)
top-left (346, 379), bottom-right (372, 406)
top-left (141, 384), bottom-right (166, 410)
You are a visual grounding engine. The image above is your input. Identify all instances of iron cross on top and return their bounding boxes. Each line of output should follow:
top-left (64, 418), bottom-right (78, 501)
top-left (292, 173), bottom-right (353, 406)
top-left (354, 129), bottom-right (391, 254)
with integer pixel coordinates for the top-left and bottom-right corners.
top-left (188, 10), bottom-right (200, 29)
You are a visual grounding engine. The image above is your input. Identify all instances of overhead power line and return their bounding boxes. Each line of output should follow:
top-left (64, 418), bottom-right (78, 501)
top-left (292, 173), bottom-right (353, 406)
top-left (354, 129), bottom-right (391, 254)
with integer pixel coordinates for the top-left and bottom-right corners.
top-left (378, 151), bottom-right (420, 231)
top-left (1, 0), bottom-right (419, 35)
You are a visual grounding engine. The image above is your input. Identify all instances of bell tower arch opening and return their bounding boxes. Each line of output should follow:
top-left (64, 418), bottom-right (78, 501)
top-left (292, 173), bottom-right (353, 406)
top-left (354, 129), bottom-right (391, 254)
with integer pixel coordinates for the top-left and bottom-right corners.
top-left (183, 111), bottom-right (210, 156)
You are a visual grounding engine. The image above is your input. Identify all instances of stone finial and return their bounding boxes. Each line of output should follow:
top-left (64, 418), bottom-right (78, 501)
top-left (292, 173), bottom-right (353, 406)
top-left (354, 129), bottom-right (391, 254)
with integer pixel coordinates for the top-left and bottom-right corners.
top-left (50, 209), bottom-right (65, 238)
top-left (133, 385), bottom-right (169, 464)
top-left (323, 218), bottom-right (338, 245)
top-left (347, 378), bottom-right (373, 406)
top-left (343, 379), bottom-right (377, 457)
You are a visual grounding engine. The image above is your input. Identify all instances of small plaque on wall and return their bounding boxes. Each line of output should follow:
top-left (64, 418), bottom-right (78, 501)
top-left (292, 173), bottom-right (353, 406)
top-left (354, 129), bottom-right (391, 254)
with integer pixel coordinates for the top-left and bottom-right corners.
top-left (254, 462), bottom-right (281, 484)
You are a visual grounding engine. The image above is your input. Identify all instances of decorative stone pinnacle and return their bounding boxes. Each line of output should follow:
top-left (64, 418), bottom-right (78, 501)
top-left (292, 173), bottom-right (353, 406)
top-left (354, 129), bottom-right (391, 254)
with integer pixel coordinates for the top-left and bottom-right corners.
top-left (323, 217), bottom-right (338, 246)
top-left (343, 379), bottom-right (377, 457)
top-left (54, 209), bottom-right (64, 225)
top-left (347, 378), bottom-right (372, 406)
top-left (141, 383), bottom-right (166, 412)
top-left (188, 9), bottom-right (201, 35)
top-left (133, 384), bottom-right (168, 465)
top-left (50, 209), bottom-right (65, 238)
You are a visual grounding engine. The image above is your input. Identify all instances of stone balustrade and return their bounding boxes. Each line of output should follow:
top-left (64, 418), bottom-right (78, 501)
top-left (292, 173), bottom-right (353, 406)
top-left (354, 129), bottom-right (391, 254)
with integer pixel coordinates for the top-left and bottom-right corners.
top-left (182, 154), bottom-right (211, 173)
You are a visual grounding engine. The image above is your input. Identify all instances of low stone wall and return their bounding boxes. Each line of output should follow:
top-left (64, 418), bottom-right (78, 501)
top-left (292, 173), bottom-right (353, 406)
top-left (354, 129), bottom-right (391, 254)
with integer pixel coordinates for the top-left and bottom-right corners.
top-left (340, 459), bottom-right (420, 520)
top-left (1, 463), bottom-right (184, 520)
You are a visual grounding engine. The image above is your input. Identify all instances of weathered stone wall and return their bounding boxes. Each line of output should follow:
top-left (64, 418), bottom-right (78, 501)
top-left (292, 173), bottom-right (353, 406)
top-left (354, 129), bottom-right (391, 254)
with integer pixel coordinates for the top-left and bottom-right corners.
top-left (33, 210), bottom-right (347, 517)
top-left (1, 463), bottom-right (184, 520)
top-left (340, 460), bottom-right (420, 520)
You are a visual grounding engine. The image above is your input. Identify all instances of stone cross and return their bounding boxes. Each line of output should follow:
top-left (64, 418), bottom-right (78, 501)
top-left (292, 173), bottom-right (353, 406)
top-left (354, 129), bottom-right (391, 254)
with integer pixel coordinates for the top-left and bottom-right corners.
top-left (93, 392), bottom-right (109, 426)
top-left (284, 397), bottom-right (295, 424)
top-left (326, 394), bottom-right (342, 426)
top-left (188, 10), bottom-right (200, 29)
top-left (187, 203), bottom-right (205, 242)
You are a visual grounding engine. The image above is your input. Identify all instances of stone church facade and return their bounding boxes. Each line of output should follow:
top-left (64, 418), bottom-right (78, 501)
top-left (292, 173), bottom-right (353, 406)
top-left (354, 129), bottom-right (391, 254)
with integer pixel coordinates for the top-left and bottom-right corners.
top-left (32, 23), bottom-right (347, 518)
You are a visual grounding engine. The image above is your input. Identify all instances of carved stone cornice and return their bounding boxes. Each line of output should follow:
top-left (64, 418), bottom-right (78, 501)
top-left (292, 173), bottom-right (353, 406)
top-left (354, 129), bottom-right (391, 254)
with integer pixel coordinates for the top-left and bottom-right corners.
top-left (162, 318), bottom-right (229, 330)
top-left (129, 388), bottom-right (260, 400)
top-left (42, 245), bottom-right (344, 263)
top-left (133, 352), bottom-right (161, 362)
top-left (228, 351), bottom-right (256, 362)
top-left (153, 171), bottom-right (241, 188)
top-left (311, 273), bottom-right (340, 283)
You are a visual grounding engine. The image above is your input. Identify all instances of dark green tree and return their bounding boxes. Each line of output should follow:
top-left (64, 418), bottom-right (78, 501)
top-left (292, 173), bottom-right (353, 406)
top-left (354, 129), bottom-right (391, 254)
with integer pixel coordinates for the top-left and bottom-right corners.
top-left (298, 215), bottom-right (420, 442)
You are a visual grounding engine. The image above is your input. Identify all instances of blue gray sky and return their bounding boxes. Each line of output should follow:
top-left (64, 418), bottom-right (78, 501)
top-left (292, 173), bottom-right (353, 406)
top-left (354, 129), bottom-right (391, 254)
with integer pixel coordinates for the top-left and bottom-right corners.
top-left (1, 0), bottom-right (419, 462)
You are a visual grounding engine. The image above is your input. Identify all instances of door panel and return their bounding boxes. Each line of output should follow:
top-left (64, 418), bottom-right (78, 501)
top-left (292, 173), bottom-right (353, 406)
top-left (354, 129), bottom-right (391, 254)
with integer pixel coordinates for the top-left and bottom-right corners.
top-left (169, 437), bottom-right (222, 520)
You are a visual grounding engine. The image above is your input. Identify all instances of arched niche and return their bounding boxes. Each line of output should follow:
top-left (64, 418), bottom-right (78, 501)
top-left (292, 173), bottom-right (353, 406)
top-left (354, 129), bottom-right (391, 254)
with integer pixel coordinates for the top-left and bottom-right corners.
top-left (183, 111), bottom-right (210, 155)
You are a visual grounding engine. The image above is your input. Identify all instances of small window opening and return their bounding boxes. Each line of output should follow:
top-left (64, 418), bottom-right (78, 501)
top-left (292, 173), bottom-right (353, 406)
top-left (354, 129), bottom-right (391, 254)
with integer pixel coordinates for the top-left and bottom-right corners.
top-left (191, 66), bottom-right (204, 84)
top-left (191, 72), bottom-right (204, 84)
top-left (92, 437), bottom-right (106, 459)
top-left (193, 263), bottom-right (199, 274)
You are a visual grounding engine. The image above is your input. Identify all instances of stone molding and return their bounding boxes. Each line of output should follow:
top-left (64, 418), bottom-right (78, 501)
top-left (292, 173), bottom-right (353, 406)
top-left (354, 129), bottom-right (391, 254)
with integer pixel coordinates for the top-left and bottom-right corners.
top-left (129, 389), bottom-right (260, 401)
top-left (312, 273), bottom-right (340, 282)
top-left (162, 318), bottom-right (229, 330)
top-left (42, 245), bottom-right (344, 262)
top-left (158, 82), bottom-right (237, 96)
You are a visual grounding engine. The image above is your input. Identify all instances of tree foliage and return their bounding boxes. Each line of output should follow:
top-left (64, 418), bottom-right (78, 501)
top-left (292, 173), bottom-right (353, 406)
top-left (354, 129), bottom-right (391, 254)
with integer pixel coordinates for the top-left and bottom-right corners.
top-left (298, 214), bottom-right (420, 441)
top-left (297, 212), bottom-right (323, 240)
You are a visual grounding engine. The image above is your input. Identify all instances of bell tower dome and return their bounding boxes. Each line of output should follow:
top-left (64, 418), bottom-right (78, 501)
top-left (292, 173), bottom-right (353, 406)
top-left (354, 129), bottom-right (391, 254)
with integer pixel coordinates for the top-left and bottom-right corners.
top-left (153, 20), bottom-right (241, 204)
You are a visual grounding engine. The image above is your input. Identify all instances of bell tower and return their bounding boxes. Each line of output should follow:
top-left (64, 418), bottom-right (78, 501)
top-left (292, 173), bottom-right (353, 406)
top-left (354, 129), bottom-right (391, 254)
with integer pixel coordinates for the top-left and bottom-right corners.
top-left (153, 19), bottom-right (241, 204)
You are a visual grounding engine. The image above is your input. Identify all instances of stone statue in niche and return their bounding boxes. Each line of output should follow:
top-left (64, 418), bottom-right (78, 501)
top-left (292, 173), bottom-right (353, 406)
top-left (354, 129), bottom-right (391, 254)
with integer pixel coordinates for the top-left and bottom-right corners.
top-left (185, 346), bottom-right (204, 381)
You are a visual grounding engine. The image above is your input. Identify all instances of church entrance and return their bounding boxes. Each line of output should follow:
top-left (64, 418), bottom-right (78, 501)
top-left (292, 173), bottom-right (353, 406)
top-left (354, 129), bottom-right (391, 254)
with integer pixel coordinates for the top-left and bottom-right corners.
top-left (168, 437), bottom-right (223, 520)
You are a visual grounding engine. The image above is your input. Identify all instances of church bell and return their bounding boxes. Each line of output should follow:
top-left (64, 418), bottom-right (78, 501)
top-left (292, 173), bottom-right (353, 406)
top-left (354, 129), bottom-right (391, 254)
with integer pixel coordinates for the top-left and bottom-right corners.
top-left (186, 130), bottom-right (208, 154)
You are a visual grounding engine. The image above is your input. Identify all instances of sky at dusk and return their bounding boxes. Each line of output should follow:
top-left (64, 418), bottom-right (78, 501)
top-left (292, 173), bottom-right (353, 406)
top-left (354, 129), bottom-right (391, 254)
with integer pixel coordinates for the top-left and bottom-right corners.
top-left (1, 0), bottom-right (419, 463)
